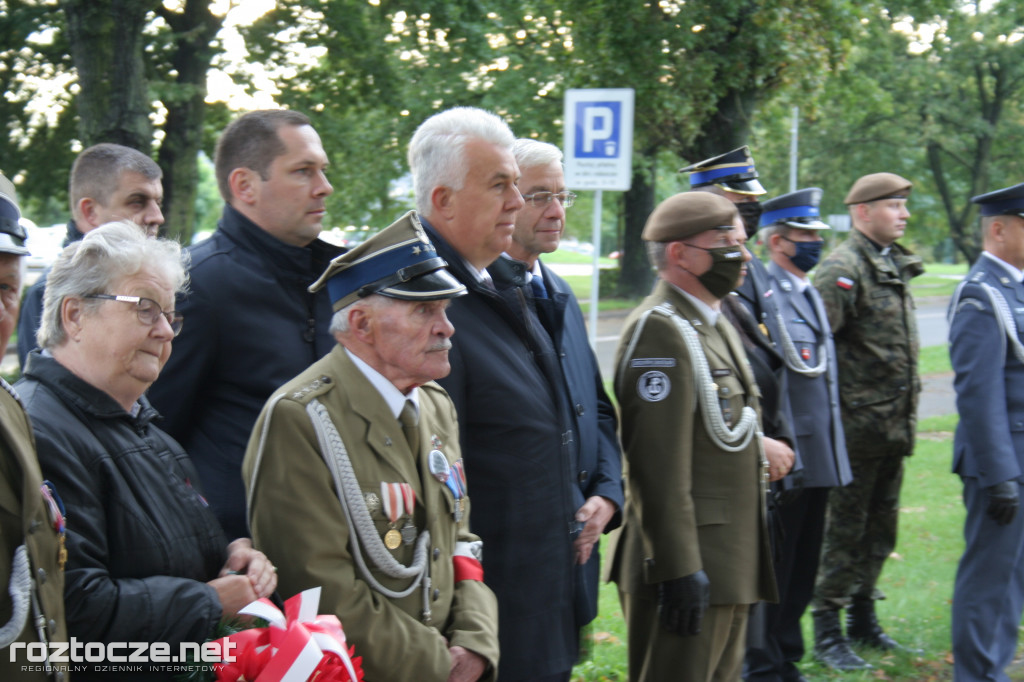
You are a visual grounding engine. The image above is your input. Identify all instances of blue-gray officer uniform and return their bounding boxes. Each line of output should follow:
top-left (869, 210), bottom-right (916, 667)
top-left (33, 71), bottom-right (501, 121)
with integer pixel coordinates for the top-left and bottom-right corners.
top-left (949, 182), bottom-right (1024, 682)
top-left (746, 188), bottom-right (852, 681)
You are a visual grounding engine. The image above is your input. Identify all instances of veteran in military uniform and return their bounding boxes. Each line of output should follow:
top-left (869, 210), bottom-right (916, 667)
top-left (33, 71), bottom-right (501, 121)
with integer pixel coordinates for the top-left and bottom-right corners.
top-left (607, 191), bottom-right (777, 682)
top-left (949, 182), bottom-right (1024, 682)
top-left (810, 173), bottom-right (922, 669)
top-left (0, 173), bottom-right (68, 681)
top-left (746, 188), bottom-right (852, 682)
top-left (243, 214), bottom-right (499, 682)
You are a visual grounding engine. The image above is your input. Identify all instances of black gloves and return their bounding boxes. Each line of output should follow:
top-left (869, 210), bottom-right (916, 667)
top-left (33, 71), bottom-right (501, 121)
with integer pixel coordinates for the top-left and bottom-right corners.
top-left (987, 481), bottom-right (1019, 526)
top-left (657, 570), bottom-right (710, 636)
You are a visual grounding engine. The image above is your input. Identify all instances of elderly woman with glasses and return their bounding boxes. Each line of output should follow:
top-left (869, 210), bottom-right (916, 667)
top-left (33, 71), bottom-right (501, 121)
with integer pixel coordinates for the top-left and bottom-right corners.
top-left (16, 221), bottom-right (276, 680)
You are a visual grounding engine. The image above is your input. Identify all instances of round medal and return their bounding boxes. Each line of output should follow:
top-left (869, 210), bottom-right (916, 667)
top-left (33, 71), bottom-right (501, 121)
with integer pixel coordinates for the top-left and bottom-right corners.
top-left (384, 528), bottom-right (402, 550)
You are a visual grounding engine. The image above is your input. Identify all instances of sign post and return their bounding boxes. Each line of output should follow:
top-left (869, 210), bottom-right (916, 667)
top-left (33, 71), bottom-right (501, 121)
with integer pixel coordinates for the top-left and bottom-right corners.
top-left (563, 88), bottom-right (634, 349)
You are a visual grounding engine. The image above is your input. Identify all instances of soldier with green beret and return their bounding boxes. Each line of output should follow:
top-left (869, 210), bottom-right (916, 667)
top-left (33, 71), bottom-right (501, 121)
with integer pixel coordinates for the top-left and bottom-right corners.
top-left (243, 214), bottom-right (499, 682)
top-left (810, 172), bottom-right (923, 669)
top-left (607, 191), bottom-right (777, 682)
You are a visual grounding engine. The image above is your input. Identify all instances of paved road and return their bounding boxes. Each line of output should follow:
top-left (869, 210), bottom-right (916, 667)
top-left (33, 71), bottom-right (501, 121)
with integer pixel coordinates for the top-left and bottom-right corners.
top-left (586, 295), bottom-right (955, 421)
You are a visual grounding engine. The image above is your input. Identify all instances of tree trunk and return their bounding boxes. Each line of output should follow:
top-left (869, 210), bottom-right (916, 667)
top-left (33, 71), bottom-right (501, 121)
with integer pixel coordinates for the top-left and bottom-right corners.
top-left (60, 0), bottom-right (155, 149)
top-left (926, 140), bottom-right (983, 264)
top-left (617, 151), bottom-right (657, 298)
top-left (689, 88), bottom-right (758, 161)
top-left (156, 0), bottom-right (222, 243)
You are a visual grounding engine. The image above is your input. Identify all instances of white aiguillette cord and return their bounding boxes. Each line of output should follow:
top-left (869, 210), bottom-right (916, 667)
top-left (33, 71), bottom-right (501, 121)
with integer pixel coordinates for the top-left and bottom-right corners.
top-left (248, 394), bottom-right (433, 623)
top-left (774, 309), bottom-right (827, 377)
top-left (619, 303), bottom-right (758, 453)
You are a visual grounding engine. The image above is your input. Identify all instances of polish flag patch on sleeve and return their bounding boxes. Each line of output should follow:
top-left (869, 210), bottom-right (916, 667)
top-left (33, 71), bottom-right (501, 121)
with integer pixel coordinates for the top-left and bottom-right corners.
top-left (836, 276), bottom-right (854, 290)
top-left (453, 540), bottom-right (484, 582)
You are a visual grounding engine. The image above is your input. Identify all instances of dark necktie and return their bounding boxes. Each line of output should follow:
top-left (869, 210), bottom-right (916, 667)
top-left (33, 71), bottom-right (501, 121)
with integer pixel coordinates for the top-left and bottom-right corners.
top-left (399, 400), bottom-right (419, 454)
top-left (530, 275), bottom-right (548, 299)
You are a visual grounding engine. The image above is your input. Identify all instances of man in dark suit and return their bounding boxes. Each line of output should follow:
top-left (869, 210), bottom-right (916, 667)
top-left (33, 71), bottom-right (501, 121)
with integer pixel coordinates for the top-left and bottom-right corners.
top-left (504, 138), bottom-right (624, 624)
top-left (746, 188), bottom-right (853, 681)
top-left (609, 191), bottom-right (777, 681)
top-left (408, 108), bottom-right (617, 682)
top-left (949, 181), bottom-right (1024, 682)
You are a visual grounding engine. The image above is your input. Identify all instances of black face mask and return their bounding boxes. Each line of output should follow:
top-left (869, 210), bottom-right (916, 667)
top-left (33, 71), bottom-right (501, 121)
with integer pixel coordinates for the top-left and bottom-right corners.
top-left (783, 237), bottom-right (824, 273)
top-left (686, 244), bottom-right (746, 299)
top-left (736, 202), bottom-right (764, 239)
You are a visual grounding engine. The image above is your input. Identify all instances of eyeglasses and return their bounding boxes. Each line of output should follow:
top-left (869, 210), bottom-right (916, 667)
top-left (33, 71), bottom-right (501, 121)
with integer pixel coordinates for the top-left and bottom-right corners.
top-left (85, 294), bottom-right (184, 337)
top-left (522, 191), bottom-right (577, 209)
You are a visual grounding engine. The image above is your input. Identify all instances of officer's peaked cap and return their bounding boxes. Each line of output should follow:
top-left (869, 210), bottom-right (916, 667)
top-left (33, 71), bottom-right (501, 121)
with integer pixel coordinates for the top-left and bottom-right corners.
top-left (679, 146), bottom-right (766, 196)
top-left (310, 211), bottom-right (466, 311)
top-left (971, 181), bottom-right (1024, 217)
top-left (0, 173), bottom-right (29, 256)
top-left (760, 188), bottom-right (829, 230)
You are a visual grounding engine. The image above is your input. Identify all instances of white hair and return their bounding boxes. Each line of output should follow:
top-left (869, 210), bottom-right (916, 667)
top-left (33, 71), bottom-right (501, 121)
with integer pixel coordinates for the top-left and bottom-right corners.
top-left (407, 107), bottom-right (516, 215)
top-left (512, 138), bottom-right (563, 171)
top-left (329, 294), bottom-right (399, 335)
top-left (38, 221), bottom-right (188, 349)
top-left (646, 240), bottom-right (670, 271)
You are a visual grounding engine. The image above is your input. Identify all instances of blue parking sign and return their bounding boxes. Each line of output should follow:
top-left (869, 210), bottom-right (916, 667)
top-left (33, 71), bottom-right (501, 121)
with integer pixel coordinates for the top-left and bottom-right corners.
top-left (574, 102), bottom-right (621, 158)
top-left (564, 89), bottom-right (634, 191)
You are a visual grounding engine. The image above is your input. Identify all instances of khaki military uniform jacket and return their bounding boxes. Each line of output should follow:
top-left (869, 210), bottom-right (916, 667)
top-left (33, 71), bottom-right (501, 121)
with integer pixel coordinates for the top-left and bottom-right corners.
top-left (814, 228), bottom-right (923, 455)
top-left (243, 345), bottom-right (498, 682)
top-left (606, 280), bottom-right (777, 605)
top-left (0, 380), bottom-right (67, 681)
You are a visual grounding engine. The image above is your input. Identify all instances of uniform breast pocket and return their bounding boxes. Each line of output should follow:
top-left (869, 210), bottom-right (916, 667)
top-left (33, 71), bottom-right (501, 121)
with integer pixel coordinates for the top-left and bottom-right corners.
top-left (869, 288), bottom-right (899, 313)
top-left (710, 371), bottom-right (748, 426)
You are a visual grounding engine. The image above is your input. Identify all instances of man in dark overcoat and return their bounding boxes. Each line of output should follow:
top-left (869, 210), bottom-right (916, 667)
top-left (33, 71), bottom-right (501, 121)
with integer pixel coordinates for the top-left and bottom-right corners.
top-left (408, 107), bottom-right (615, 682)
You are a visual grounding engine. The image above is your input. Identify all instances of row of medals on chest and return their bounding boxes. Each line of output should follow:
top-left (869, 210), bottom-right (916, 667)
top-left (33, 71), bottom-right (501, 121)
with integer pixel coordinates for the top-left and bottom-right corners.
top-left (364, 434), bottom-right (467, 550)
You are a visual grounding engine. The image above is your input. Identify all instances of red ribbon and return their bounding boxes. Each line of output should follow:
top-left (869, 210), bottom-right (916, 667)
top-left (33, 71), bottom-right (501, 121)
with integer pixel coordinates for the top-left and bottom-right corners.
top-left (214, 587), bottom-right (364, 682)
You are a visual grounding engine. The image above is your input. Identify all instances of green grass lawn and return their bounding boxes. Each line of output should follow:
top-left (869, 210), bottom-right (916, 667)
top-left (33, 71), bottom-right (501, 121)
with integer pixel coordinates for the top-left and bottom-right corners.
top-left (572, 412), bottom-right (967, 681)
top-left (919, 344), bottom-right (952, 376)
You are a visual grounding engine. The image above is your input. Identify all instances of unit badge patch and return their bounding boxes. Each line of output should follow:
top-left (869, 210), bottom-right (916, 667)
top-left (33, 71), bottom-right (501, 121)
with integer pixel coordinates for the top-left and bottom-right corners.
top-left (637, 370), bottom-right (671, 402)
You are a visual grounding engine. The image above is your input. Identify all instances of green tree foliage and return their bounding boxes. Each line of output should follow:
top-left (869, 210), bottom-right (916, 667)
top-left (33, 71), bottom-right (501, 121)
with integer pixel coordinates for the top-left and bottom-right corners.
top-left (0, 1), bottom-right (77, 224)
top-left (754, 1), bottom-right (1024, 264)
top-left (0, 0), bottom-right (225, 242)
top-left (239, 1), bottom-right (865, 296)
top-left (12, 0), bottom-right (1021, 270)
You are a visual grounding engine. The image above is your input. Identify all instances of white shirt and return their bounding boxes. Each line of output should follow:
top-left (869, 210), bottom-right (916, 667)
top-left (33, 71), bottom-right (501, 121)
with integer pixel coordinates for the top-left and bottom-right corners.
top-left (345, 347), bottom-right (420, 420)
top-left (671, 282), bottom-right (719, 325)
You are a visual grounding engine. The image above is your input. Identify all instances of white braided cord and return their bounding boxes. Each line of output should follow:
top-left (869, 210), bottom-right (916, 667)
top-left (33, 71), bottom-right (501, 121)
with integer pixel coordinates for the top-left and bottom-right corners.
top-left (774, 310), bottom-right (827, 377)
top-left (651, 304), bottom-right (759, 452)
top-left (305, 399), bottom-right (433, 619)
top-left (979, 283), bottom-right (1024, 366)
top-left (0, 545), bottom-right (31, 648)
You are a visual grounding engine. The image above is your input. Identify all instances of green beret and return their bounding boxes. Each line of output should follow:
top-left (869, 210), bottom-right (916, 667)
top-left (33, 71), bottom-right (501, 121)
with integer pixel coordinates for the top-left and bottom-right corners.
top-left (642, 192), bottom-right (739, 242)
top-left (844, 172), bottom-right (912, 205)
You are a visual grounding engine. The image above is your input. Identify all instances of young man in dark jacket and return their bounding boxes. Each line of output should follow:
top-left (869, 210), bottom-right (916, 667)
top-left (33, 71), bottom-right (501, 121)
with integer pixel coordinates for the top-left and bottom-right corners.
top-left (147, 110), bottom-right (344, 540)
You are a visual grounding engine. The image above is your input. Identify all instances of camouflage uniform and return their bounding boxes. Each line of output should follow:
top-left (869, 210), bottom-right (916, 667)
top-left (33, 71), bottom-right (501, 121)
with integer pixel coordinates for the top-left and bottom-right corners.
top-left (811, 228), bottom-right (923, 609)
